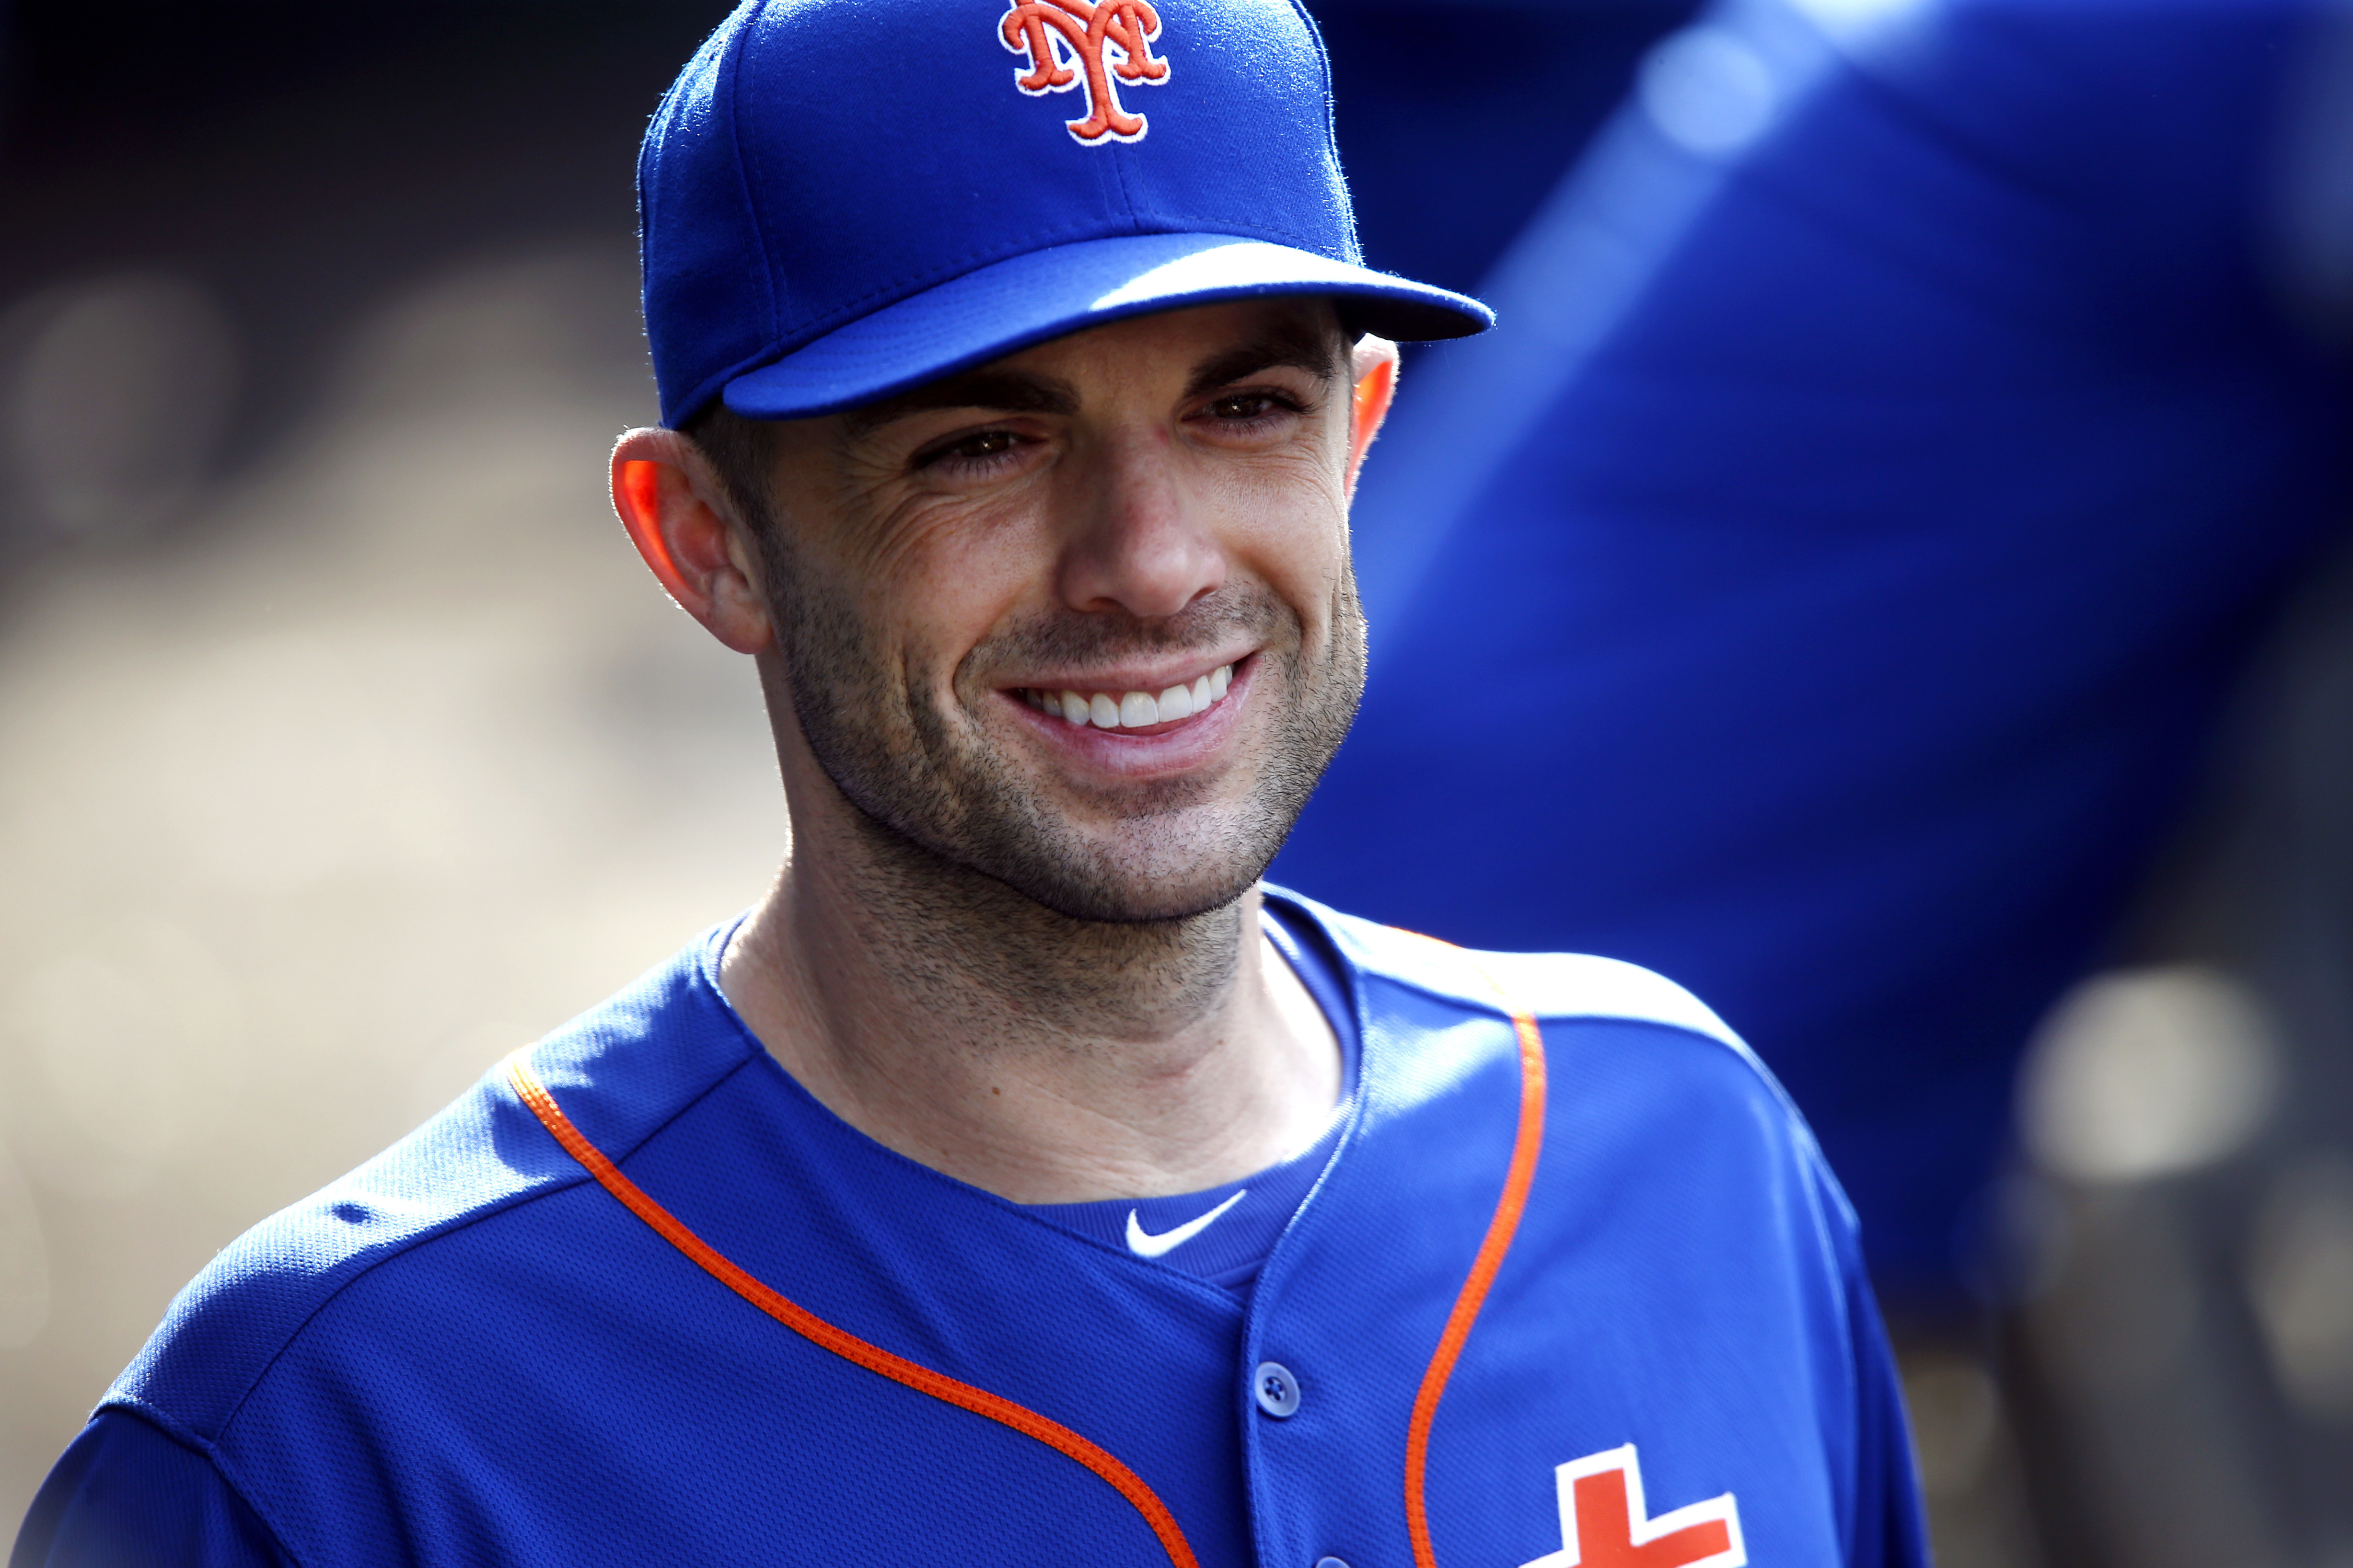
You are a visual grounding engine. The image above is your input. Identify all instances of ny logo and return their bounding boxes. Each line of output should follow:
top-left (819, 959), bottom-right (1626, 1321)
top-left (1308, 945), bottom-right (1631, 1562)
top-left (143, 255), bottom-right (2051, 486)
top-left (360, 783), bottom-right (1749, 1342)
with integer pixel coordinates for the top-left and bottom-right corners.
top-left (998, 0), bottom-right (1170, 144)
top-left (1519, 1444), bottom-right (1746, 1568)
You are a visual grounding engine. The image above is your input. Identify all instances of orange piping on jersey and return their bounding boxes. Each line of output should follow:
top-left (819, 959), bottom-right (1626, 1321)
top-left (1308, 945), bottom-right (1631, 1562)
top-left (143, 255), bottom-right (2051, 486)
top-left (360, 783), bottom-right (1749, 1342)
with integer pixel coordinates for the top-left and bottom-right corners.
top-left (504, 1053), bottom-right (1201, 1568)
top-left (1397, 944), bottom-right (1549, 1568)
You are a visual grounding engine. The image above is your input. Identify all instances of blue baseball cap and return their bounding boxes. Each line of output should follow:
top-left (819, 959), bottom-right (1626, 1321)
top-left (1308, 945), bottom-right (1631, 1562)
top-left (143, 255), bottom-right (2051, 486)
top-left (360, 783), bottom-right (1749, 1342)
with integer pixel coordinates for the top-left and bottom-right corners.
top-left (639, 0), bottom-right (1493, 426)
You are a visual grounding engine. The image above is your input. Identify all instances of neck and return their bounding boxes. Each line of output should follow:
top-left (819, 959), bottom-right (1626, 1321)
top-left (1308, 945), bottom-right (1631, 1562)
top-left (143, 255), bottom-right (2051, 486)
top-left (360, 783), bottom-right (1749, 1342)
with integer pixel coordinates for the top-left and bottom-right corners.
top-left (719, 797), bottom-right (1342, 1204)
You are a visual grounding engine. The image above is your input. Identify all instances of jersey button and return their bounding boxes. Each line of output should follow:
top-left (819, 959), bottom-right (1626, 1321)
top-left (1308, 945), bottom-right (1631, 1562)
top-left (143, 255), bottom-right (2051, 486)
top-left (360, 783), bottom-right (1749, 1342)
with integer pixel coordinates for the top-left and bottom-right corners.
top-left (1315, 1558), bottom-right (1351, 1568)
top-left (1253, 1360), bottom-right (1301, 1417)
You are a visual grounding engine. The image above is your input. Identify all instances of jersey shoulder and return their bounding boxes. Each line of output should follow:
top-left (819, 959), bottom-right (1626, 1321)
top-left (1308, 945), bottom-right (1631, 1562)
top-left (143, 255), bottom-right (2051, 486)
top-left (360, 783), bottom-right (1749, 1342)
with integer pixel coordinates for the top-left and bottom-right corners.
top-left (1271, 883), bottom-right (1740, 1041)
top-left (107, 923), bottom-right (758, 1450)
top-left (1268, 884), bottom-right (1818, 1139)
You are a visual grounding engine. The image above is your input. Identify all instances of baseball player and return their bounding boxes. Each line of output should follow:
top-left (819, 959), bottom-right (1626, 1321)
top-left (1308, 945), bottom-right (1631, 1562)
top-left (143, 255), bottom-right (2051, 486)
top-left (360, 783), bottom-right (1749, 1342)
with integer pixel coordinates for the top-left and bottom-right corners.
top-left (14, 0), bottom-right (1926, 1565)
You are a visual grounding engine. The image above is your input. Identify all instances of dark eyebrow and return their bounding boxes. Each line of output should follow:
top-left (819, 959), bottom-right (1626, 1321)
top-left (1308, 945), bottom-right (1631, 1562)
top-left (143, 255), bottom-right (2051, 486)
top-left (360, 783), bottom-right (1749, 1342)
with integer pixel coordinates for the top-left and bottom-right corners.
top-left (841, 368), bottom-right (1080, 440)
top-left (1182, 321), bottom-right (1345, 401)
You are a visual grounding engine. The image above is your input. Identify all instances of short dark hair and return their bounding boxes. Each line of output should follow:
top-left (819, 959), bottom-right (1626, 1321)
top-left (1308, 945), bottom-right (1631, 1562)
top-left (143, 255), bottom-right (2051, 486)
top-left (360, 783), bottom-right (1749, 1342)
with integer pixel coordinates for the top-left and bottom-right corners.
top-left (680, 401), bottom-right (780, 537)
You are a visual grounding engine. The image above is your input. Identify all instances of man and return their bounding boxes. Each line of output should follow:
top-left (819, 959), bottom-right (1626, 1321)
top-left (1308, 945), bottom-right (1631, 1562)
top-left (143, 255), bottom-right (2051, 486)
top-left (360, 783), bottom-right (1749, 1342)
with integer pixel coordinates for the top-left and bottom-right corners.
top-left (14, 0), bottom-right (1924, 1564)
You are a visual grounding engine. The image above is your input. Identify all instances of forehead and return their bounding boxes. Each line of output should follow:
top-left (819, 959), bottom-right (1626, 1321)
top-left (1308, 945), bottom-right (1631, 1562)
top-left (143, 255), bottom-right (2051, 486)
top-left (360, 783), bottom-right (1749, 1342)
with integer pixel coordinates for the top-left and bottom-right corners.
top-left (991, 297), bottom-right (1345, 376)
top-left (835, 298), bottom-right (1346, 435)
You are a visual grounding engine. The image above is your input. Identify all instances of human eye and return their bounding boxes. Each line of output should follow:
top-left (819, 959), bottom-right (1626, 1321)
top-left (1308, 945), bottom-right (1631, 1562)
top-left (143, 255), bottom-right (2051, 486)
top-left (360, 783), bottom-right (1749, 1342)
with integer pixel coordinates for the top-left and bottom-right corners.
top-left (1193, 386), bottom-right (1311, 434)
top-left (909, 425), bottom-right (1032, 473)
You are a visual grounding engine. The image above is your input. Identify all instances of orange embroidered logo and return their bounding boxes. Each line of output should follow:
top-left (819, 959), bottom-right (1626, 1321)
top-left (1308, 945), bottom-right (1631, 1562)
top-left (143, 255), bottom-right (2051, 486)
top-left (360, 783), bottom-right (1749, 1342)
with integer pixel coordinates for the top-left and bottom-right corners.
top-left (998, 0), bottom-right (1170, 144)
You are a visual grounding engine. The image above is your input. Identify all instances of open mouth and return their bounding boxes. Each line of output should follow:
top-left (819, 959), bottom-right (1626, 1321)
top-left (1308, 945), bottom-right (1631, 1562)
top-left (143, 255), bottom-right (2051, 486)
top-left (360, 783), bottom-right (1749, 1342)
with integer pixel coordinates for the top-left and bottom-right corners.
top-left (1014, 663), bottom-right (1236, 730)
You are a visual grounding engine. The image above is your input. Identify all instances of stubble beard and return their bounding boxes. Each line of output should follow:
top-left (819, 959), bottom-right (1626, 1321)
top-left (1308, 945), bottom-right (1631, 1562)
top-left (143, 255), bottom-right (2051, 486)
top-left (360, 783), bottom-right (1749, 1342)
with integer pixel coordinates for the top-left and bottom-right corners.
top-left (765, 545), bottom-right (1365, 1028)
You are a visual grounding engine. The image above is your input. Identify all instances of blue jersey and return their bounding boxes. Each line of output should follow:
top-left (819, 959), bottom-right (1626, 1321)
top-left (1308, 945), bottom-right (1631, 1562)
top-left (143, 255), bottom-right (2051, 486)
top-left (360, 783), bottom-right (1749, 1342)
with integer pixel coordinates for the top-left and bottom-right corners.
top-left (16, 890), bottom-right (1924, 1568)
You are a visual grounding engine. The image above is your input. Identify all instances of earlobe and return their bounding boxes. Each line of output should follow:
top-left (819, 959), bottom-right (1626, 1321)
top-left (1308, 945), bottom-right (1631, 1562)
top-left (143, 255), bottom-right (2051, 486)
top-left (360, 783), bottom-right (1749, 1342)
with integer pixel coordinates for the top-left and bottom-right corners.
top-left (1345, 337), bottom-right (1399, 495)
top-left (609, 429), bottom-right (776, 655)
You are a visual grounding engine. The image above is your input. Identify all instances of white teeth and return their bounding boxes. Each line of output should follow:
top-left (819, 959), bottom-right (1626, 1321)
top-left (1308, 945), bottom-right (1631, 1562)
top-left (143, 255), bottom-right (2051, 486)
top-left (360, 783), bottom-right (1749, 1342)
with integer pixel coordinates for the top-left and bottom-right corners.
top-left (1027, 662), bottom-right (1240, 730)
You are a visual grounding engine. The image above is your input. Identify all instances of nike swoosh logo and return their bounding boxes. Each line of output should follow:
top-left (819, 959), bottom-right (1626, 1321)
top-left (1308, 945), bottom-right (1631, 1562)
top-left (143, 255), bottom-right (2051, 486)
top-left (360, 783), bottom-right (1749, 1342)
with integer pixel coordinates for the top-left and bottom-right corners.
top-left (1125, 1189), bottom-right (1248, 1258)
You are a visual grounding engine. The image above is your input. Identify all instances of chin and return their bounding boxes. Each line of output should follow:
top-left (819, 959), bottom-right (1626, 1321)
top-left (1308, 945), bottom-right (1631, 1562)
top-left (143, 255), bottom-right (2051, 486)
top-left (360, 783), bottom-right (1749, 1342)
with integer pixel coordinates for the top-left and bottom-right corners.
top-left (1002, 853), bottom-right (1266, 927)
top-left (1030, 880), bottom-right (1255, 927)
top-left (977, 816), bottom-right (1278, 927)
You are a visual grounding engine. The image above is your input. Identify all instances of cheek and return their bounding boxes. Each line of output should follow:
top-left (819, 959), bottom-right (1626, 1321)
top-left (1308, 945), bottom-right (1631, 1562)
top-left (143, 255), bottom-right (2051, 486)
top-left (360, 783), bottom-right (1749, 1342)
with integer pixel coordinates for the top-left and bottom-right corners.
top-left (856, 493), bottom-right (1058, 694)
top-left (1202, 458), bottom-right (1352, 622)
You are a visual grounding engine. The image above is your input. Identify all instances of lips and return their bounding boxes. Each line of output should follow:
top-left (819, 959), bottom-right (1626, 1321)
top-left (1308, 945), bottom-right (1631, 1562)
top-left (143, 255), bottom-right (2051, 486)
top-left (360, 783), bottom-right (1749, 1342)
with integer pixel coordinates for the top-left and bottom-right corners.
top-left (1015, 663), bottom-right (1235, 730)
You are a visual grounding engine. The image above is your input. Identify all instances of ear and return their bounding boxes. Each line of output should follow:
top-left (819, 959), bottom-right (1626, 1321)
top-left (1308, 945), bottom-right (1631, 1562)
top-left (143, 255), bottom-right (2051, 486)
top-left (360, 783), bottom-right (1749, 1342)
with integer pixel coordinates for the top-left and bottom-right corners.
top-left (610, 428), bottom-right (775, 655)
top-left (1345, 334), bottom-right (1400, 497)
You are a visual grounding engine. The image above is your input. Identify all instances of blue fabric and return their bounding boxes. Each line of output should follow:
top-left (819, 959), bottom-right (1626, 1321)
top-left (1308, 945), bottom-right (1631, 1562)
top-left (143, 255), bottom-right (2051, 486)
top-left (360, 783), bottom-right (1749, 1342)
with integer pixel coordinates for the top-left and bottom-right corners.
top-left (1275, 0), bottom-right (2353, 1308)
top-left (1026, 903), bottom-right (1363, 1292)
top-left (639, 0), bottom-right (1487, 425)
top-left (15, 891), bottom-right (1922, 1568)
top-left (14, 1411), bottom-right (291, 1568)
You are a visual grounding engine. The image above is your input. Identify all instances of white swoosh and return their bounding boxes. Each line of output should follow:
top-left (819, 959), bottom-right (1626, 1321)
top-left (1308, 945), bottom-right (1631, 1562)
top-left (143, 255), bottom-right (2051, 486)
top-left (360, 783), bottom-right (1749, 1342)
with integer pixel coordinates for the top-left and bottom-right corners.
top-left (1125, 1189), bottom-right (1248, 1258)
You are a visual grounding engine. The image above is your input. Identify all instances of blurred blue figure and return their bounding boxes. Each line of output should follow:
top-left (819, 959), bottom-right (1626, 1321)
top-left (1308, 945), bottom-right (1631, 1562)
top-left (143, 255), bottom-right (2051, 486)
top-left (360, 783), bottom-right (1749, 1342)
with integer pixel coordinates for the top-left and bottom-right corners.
top-left (1277, 0), bottom-right (2353, 1310)
top-left (1310, 0), bottom-right (1698, 300)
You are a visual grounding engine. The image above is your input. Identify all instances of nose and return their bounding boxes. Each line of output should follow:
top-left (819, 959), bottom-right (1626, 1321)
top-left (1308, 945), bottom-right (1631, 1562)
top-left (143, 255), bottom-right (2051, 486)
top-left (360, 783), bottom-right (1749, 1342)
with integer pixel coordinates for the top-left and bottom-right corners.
top-left (1054, 430), bottom-right (1225, 620)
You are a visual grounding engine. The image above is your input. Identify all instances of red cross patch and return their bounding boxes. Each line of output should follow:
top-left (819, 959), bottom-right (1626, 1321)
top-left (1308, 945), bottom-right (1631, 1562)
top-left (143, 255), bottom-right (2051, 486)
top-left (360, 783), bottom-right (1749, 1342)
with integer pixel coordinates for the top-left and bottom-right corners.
top-left (1519, 1444), bottom-right (1746, 1568)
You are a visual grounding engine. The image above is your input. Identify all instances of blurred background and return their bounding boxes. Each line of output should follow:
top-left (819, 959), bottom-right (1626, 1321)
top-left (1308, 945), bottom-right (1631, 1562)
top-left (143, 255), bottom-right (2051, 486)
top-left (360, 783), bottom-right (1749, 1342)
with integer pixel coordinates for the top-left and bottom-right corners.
top-left (1, 0), bottom-right (2348, 1563)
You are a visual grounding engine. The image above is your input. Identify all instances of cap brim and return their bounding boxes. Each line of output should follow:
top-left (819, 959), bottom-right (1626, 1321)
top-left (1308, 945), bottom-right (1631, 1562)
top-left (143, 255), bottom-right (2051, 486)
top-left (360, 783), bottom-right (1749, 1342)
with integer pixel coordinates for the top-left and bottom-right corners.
top-left (716, 233), bottom-right (1491, 422)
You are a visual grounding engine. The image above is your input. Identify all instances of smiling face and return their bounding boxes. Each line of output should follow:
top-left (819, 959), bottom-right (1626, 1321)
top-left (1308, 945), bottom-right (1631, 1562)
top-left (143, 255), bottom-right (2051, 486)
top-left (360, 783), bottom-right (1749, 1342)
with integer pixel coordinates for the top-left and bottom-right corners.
top-left (739, 300), bottom-right (1375, 924)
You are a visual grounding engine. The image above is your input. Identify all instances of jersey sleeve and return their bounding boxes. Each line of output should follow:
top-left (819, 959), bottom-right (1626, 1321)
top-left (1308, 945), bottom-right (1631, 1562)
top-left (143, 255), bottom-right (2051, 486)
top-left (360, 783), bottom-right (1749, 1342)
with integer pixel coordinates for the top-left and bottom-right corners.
top-left (1811, 1137), bottom-right (1929, 1568)
top-left (1844, 1268), bottom-right (1930, 1568)
top-left (10, 1407), bottom-right (296, 1568)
